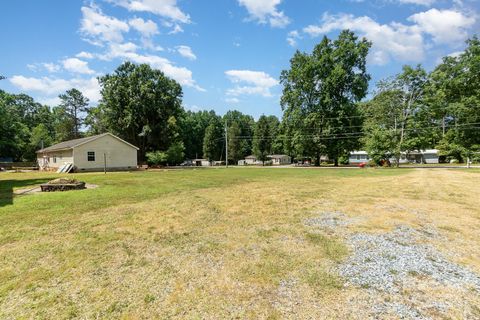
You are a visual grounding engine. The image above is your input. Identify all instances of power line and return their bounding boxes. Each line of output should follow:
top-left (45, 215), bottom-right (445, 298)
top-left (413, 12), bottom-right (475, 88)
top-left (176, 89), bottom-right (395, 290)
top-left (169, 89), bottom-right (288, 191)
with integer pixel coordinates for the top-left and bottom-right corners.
top-left (215, 123), bottom-right (480, 142)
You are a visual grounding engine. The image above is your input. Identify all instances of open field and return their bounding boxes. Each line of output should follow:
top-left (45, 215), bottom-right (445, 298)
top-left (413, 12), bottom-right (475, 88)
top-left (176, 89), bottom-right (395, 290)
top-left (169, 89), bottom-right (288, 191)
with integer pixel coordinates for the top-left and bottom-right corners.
top-left (1, 168), bottom-right (480, 319)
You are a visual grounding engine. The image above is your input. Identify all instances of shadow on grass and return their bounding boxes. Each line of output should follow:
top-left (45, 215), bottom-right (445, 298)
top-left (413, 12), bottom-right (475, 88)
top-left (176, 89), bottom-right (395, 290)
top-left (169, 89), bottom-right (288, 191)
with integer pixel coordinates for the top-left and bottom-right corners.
top-left (0, 178), bottom-right (52, 207)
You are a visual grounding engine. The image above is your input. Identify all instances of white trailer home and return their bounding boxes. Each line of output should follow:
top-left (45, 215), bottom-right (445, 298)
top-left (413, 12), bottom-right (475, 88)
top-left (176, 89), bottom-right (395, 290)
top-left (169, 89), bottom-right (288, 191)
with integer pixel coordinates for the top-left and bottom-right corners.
top-left (37, 133), bottom-right (138, 172)
top-left (349, 150), bottom-right (439, 165)
top-left (267, 155), bottom-right (292, 165)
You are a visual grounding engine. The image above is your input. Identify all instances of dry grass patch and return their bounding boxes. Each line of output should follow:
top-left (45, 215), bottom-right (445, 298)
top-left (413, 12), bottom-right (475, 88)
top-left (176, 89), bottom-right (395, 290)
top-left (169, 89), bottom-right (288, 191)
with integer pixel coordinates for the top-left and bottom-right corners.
top-left (1, 168), bottom-right (480, 318)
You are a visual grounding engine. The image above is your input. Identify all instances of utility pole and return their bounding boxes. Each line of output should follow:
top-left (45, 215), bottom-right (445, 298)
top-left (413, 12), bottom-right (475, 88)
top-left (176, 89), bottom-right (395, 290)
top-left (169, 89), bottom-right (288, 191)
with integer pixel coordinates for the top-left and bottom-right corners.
top-left (225, 120), bottom-right (228, 168)
top-left (104, 153), bottom-right (107, 174)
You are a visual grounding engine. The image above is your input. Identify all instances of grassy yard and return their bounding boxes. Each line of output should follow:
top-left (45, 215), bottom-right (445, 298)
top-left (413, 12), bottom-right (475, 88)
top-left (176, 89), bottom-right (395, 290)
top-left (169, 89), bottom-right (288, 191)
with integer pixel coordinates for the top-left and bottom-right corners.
top-left (1, 168), bottom-right (479, 319)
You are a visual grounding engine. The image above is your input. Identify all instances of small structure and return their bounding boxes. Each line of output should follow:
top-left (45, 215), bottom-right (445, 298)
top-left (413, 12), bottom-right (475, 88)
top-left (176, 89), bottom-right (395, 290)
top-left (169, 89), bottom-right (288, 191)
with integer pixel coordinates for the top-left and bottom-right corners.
top-left (245, 155), bottom-right (258, 165)
top-left (267, 154), bottom-right (292, 165)
top-left (36, 133), bottom-right (138, 172)
top-left (348, 151), bottom-right (371, 164)
top-left (193, 159), bottom-right (211, 166)
top-left (406, 149), bottom-right (439, 164)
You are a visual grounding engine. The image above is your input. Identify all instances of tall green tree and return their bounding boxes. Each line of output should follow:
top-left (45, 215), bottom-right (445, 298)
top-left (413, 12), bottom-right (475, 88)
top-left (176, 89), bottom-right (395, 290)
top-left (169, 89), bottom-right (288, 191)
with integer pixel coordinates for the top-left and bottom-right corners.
top-left (265, 115), bottom-right (283, 154)
top-left (223, 110), bottom-right (255, 159)
top-left (181, 110), bottom-right (219, 159)
top-left (427, 36), bottom-right (480, 161)
top-left (0, 90), bottom-right (54, 160)
top-left (52, 105), bottom-right (76, 143)
top-left (202, 117), bottom-right (223, 161)
top-left (227, 121), bottom-right (242, 164)
top-left (362, 65), bottom-right (432, 166)
top-left (280, 30), bottom-right (370, 165)
top-left (58, 88), bottom-right (89, 138)
top-left (96, 62), bottom-right (183, 159)
top-left (253, 115), bottom-right (271, 165)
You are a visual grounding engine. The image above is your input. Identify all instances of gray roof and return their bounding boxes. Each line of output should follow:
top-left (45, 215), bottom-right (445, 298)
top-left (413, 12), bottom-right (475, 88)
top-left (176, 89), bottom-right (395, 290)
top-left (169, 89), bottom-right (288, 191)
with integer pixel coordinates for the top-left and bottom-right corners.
top-left (36, 133), bottom-right (139, 153)
top-left (268, 154), bottom-right (290, 159)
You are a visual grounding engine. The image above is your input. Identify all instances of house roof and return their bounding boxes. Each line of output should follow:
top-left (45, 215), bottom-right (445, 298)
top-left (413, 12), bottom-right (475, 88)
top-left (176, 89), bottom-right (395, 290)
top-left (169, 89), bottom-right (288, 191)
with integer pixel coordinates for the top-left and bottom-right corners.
top-left (268, 154), bottom-right (290, 159)
top-left (349, 151), bottom-right (369, 155)
top-left (36, 133), bottom-right (139, 153)
top-left (245, 155), bottom-right (257, 159)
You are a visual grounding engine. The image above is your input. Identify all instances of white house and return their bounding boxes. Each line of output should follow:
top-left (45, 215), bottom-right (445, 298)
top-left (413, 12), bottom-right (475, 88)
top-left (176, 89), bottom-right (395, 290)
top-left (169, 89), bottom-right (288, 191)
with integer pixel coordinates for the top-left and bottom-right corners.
top-left (245, 155), bottom-right (258, 165)
top-left (36, 133), bottom-right (138, 172)
top-left (349, 150), bottom-right (439, 164)
top-left (193, 159), bottom-right (211, 166)
top-left (267, 154), bottom-right (292, 165)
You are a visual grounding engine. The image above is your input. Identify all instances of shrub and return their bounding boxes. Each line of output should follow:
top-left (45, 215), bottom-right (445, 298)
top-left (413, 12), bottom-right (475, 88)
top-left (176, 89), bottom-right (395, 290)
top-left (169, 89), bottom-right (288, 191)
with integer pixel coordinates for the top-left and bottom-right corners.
top-left (146, 151), bottom-right (168, 166)
top-left (368, 160), bottom-right (377, 167)
top-left (166, 141), bottom-right (185, 165)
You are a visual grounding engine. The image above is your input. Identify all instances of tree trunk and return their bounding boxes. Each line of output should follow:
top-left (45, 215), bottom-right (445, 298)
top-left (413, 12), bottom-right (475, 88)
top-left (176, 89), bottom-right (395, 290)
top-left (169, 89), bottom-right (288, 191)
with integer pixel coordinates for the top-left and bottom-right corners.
top-left (395, 154), bottom-right (400, 168)
top-left (334, 158), bottom-right (339, 167)
top-left (316, 153), bottom-right (321, 166)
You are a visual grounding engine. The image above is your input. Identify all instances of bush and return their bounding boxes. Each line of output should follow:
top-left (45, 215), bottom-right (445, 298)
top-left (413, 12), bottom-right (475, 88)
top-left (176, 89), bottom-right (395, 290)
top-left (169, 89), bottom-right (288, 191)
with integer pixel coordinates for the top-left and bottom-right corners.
top-left (146, 142), bottom-right (185, 166)
top-left (146, 151), bottom-right (168, 166)
top-left (338, 155), bottom-right (349, 165)
top-left (166, 141), bottom-right (185, 165)
top-left (368, 160), bottom-right (377, 167)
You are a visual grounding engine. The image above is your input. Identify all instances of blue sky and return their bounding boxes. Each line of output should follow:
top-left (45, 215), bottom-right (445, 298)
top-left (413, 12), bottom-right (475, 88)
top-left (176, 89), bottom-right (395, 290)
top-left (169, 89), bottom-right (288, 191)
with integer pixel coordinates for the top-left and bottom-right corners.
top-left (1, 0), bottom-right (478, 118)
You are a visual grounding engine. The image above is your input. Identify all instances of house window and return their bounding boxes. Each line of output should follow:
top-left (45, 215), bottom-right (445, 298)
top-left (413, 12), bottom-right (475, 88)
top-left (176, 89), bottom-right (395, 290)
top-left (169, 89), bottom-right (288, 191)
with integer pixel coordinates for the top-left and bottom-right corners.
top-left (87, 151), bottom-right (95, 162)
top-left (53, 156), bottom-right (57, 163)
top-left (356, 155), bottom-right (360, 160)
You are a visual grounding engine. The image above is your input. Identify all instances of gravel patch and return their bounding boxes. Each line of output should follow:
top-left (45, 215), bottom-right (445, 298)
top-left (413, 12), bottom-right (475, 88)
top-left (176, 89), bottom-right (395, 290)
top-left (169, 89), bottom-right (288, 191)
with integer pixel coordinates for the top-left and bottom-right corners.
top-left (338, 225), bottom-right (480, 319)
top-left (339, 225), bottom-right (480, 293)
top-left (304, 211), bottom-right (357, 231)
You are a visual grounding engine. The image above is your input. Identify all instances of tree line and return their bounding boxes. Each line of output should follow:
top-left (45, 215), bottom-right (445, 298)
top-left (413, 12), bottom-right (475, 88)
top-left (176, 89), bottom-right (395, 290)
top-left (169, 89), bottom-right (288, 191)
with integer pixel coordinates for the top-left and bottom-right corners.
top-left (1, 30), bottom-right (479, 166)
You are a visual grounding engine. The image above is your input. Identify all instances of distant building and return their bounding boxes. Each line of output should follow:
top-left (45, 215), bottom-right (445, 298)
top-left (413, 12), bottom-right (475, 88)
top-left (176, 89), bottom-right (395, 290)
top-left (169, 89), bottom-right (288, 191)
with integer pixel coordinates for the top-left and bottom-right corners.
top-left (267, 154), bottom-right (292, 165)
top-left (349, 150), bottom-right (439, 164)
top-left (348, 151), bottom-right (370, 164)
top-left (36, 133), bottom-right (138, 172)
top-left (193, 159), bottom-right (211, 166)
top-left (244, 155), bottom-right (258, 165)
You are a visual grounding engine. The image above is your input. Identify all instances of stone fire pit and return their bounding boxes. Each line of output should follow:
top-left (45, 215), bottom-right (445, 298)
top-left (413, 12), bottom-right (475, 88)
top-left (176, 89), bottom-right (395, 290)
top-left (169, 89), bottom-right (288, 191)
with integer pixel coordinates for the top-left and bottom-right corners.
top-left (40, 178), bottom-right (86, 192)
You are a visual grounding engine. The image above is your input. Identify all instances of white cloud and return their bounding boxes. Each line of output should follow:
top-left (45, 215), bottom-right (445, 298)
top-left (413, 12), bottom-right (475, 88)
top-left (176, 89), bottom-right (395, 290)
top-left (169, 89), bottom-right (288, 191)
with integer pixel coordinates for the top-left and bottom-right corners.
top-left (169, 24), bottom-right (184, 34)
top-left (300, 9), bottom-right (475, 64)
top-left (76, 51), bottom-right (94, 59)
top-left (408, 8), bottom-right (475, 44)
top-left (176, 45), bottom-right (197, 60)
top-left (226, 97), bottom-right (240, 104)
top-left (80, 5), bottom-right (129, 45)
top-left (397, 0), bottom-right (435, 5)
top-left (448, 50), bottom-right (463, 58)
top-left (128, 17), bottom-right (159, 37)
top-left (303, 13), bottom-right (426, 65)
top-left (108, 0), bottom-right (190, 23)
top-left (10, 76), bottom-right (101, 103)
top-left (62, 58), bottom-right (95, 74)
top-left (238, 0), bottom-right (290, 28)
top-left (287, 30), bottom-right (300, 46)
top-left (102, 42), bottom-right (204, 91)
top-left (27, 63), bottom-right (61, 73)
top-left (225, 70), bottom-right (278, 97)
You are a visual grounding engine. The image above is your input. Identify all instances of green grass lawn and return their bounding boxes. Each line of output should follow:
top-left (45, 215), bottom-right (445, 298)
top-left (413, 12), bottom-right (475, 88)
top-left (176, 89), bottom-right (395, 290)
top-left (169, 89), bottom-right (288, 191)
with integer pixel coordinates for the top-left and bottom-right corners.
top-left (1, 167), bottom-right (479, 318)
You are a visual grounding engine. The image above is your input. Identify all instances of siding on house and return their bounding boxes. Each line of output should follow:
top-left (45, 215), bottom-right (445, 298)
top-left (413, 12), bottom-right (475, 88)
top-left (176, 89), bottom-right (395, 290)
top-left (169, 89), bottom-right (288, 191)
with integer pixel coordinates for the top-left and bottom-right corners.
top-left (349, 150), bottom-right (439, 164)
top-left (36, 133), bottom-right (138, 171)
top-left (74, 134), bottom-right (137, 170)
top-left (37, 150), bottom-right (74, 169)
